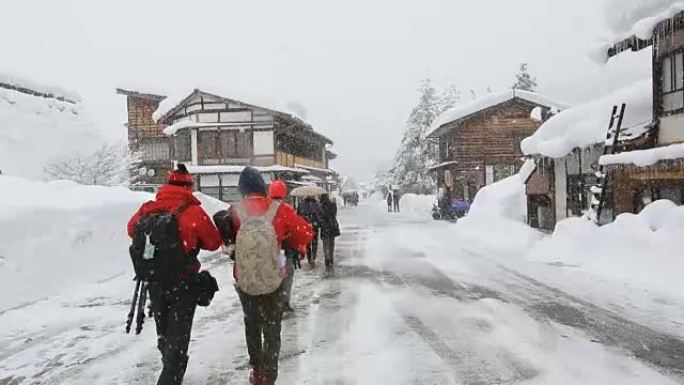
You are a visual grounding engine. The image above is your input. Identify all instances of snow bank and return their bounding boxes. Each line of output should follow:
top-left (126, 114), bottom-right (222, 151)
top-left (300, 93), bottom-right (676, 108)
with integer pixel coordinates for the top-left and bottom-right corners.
top-left (600, 142), bottom-right (684, 166)
top-left (521, 79), bottom-right (652, 158)
top-left (529, 200), bottom-right (684, 298)
top-left (0, 177), bottom-right (227, 311)
top-left (0, 176), bottom-right (150, 310)
top-left (398, 194), bottom-right (435, 214)
top-left (457, 175), bottom-right (542, 252)
top-left (0, 81), bottom-right (103, 180)
top-left (429, 90), bottom-right (567, 137)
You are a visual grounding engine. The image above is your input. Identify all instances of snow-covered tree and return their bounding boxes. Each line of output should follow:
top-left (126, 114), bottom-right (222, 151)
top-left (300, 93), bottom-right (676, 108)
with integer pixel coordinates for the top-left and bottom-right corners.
top-left (45, 142), bottom-right (127, 186)
top-left (437, 83), bottom-right (460, 115)
top-left (389, 79), bottom-right (441, 193)
top-left (512, 63), bottom-right (538, 91)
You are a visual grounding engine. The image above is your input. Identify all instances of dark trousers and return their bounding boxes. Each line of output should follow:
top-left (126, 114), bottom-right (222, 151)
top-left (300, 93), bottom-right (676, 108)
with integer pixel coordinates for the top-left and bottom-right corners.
top-left (387, 202), bottom-right (392, 212)
top-left (149, 282), bottom-right (197, 385)
top-left (322, 236), bottom-right (335, 266)
top-left (307, 227), bottom-right (319, 263)
top-left (394, 200), bottom-right (400, 213)
top-left (237, 285), bottom-right (284, 382)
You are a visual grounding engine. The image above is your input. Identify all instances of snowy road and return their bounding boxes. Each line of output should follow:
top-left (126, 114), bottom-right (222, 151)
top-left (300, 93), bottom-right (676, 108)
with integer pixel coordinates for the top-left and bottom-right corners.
top-left (2, 201), bottom-right (684, 384)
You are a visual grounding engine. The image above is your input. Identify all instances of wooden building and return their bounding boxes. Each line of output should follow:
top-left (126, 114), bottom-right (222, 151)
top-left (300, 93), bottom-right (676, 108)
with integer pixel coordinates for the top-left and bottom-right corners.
top-left (521, 80), bottom-right (653, 230)
top-left (603, 10), bottom-right (684, 214)
top-left (118, 88), bottom-right (336, 201)
top-left (427, 90), bottom-right (566, 203)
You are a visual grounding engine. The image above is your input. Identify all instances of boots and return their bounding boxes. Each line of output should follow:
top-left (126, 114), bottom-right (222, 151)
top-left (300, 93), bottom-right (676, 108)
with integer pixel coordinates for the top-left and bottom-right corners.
top-left (249, 365), bottom-right (262, 385)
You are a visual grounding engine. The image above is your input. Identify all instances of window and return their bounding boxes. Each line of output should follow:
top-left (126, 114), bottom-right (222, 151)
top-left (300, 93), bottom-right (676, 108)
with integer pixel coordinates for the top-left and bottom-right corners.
top-left (218, 129), bottom-right (252, 158)
top-left (174, 133), bottom-right (191, 161)
top-left (140, 138), bottom-right (170, 161)
top-left (662, 52), bottom-right (684, 113)
top-left (199, 131), bottom-right (218, 158)
top-left (236, 131), bottom-right (252, 157)
top-left (219, 131), bottom-right (238, 157)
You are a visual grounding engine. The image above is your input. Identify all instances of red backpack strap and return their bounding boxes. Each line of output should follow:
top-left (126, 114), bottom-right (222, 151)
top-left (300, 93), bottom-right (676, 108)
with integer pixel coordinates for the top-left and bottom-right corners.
top-left (175, 201), bottom-right (194, 216)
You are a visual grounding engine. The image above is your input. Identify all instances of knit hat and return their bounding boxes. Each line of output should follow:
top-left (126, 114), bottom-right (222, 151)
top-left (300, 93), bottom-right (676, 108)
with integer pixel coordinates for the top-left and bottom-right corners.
top-left (238, 166), bottom-right (267, 196)
top-left (269, 180), bottom-right (287, 199)
top-left (168, 163), bottom-right (193, 187)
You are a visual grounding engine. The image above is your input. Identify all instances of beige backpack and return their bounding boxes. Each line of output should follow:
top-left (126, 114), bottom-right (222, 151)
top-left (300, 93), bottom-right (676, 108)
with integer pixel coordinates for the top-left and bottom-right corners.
top-left (235, 201), bottom-right (283, 295)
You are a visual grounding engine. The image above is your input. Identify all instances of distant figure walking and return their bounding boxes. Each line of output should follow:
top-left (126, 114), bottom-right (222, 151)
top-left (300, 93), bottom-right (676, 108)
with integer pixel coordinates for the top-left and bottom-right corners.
top-left (386, 191), bottom-right (393, 213)
top-left (393, 190), bottom-right (401, 213)
top-left (319, 194), bottom-right (341, 273)
top-left (298, 196), bottom-right (324, 268)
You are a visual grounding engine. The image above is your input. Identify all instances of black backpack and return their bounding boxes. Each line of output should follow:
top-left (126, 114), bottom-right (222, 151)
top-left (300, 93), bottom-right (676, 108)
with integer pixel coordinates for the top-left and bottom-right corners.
top-left (129, 203), bottom-right (197, 284)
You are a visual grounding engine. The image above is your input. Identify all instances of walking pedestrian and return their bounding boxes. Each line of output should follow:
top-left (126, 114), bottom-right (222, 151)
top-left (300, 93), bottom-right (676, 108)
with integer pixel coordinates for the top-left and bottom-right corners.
top-left (386, 190), bottom-right (393, 213)
top-left (214, 167), bottom-right (312, 385)
top-left (393, 190), bottom-right (401, 213)
top-left (268, 180), bottom-right (306, 312)
top-left (127, 164), bottom-right (222, 385)
top-left (319, 194), bottom-right (341, 274)
top-left (298, 196), bottom-right (323, 268)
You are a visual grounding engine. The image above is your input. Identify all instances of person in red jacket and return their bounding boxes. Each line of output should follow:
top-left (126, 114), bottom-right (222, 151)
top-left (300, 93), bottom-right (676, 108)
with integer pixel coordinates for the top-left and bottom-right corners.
top-left (127, 164), bottom-right (221, 385)
top-left (213, 167), bottom-right (312, 385)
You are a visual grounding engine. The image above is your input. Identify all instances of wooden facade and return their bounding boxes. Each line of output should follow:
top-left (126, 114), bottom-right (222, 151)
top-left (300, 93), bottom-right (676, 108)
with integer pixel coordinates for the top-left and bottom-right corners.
top-left (119, 88), bottom-right (335, 201)
top-left (117, 89), bottom-right (172, 185)
top-left (429, 98), bottom-right (551, 202)
top-left (606, 12), bottom-right (684, 215)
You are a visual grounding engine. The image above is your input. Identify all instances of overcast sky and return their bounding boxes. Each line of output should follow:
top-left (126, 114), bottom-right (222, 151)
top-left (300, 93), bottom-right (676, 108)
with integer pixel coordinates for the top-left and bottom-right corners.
top-left (1, 0), bottom-right (653, 180)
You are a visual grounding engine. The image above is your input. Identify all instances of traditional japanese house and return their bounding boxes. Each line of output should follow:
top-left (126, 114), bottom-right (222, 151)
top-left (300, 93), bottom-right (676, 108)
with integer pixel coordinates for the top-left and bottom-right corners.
top-left (602, 8), bottom-right (684, 214)
top-left (521, 80), bottom-right (653, 230)
top-left (427, 90), bottom-right (566, 203)
top-left (118, 88), bottom-right (336, 201)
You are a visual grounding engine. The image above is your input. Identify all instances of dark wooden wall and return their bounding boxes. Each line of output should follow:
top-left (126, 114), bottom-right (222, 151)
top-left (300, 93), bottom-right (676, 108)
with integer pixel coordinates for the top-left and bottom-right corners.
top-left (439, 99), bottom-right (543, 172)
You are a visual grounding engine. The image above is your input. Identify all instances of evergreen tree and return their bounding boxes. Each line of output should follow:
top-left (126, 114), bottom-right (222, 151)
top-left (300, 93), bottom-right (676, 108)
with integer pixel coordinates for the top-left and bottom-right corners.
top-left (437, 83), bottom-right (460, 114)
top-left (389, 79), bottom-right (440, 193)
top-left (512, 63), bottom-right (538, 91)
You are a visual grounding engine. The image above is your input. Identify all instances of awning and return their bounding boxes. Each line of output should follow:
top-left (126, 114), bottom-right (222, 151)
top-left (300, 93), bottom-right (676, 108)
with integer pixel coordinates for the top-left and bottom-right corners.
top-left (294, 164), bottom-right (336, 175)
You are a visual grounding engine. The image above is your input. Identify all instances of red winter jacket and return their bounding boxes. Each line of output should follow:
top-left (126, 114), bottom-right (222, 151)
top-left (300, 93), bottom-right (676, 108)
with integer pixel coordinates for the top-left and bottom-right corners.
top-left (227, 194), bottom-right (314, 279)
top-left (127, 184), bottom-right (222, 276)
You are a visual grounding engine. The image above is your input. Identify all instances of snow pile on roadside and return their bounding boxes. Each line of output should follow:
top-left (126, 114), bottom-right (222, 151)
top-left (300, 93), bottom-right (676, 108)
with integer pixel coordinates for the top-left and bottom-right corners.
top-left (529, 200), bottom-right (684, 297)
top-left (399, 193), bottom-right (435, 214)
top-left (0, 176), bottom-right (150, 310)
top-left (521, 79), bottom-right (652, 158)
top-left (0, 79), bottom-right (103, 180)
top-left (457, 175), bottom-right (542, 252)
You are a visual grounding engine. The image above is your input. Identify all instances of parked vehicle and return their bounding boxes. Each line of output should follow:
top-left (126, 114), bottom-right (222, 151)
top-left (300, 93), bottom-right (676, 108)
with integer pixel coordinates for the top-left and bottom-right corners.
top-left (432, 199), bottom-right (469, 220)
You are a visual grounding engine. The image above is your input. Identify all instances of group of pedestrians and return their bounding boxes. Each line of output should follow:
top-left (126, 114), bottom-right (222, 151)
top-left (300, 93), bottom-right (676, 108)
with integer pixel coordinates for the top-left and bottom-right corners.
top-left (126, 165), bottom-right (340, 385)
top-left (386, 189), bottom-right (401, 213)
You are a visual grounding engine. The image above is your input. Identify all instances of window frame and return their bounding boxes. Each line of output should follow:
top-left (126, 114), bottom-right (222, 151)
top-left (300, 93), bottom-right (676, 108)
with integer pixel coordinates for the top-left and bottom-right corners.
top-left (661, 50), bottom-right (684, 114)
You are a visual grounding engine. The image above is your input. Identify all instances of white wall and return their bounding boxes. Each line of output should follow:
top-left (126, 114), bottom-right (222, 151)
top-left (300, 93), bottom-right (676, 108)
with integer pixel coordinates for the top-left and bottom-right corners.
top-left (659, 114), bottom-right (684, 144)
top-left (253, 130), bottom-right (274, 155)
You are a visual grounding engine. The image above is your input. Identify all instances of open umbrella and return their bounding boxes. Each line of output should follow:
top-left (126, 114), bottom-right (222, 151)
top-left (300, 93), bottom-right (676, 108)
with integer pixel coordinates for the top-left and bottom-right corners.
top-left (290, 185), bottom-right (328, 197)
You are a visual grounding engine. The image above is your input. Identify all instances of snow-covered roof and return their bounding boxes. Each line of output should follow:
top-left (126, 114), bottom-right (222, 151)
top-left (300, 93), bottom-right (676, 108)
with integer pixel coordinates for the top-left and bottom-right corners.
top-left (607, 0), bottom-right (684, 43)
top-left (427, 89), bottom-right (568, 138)
top-left (186, 165), bottom-right (309, 175)
top-left (0, 73), bottom-right (81, 104)
top-left (0, 81), bottom-right (102, 180)
top-left (600, 142), bottom-right (684, 166)
top-left (163, 121), bottom-right (256, 136)
top-left (152, 88), bottom-right (310, 125)
top-left (521, 79), bottom-right (653, 158)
